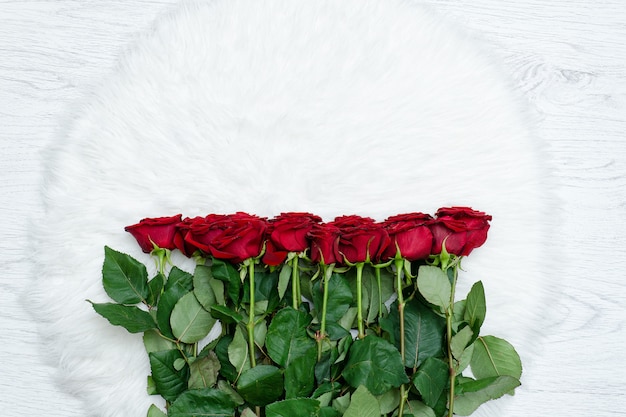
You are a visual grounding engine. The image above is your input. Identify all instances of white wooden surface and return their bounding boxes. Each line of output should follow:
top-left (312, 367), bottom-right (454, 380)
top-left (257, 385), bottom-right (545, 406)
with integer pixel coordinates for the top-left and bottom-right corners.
top-left (1, 1), bottom-right (625, 416)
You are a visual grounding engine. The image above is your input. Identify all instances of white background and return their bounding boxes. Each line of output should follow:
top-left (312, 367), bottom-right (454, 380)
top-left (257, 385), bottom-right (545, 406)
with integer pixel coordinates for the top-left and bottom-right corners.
top-left (1, 1), bottom-right (625, 415)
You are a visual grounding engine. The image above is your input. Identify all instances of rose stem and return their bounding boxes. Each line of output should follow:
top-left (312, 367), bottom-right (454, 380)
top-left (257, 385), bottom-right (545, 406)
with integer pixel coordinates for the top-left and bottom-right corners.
top-left (247, 260), bottom-right (256, 367)
top-left (356, 262), bottom-right (365, 339)
top-left (318, 264), bottom-right (331, 361)
top-left (291, 256), bottom-right (300, 309)
top-left (446, 262), bottom-right (459, 417)
top-left (394, 257), bottom-right (407, 416)
top-left (375, 266), bottom-right (383, 320)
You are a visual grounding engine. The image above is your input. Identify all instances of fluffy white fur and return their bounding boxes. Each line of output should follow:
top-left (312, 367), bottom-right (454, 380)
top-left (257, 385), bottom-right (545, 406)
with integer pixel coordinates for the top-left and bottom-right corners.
top-left (30, 0), bottom-right (553, 416)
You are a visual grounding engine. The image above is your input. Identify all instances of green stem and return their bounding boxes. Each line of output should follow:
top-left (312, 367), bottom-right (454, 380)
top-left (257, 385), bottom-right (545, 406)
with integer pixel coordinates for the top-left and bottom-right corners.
top-left (446, 263), bottom-right (459, 417)
top-left (395, 258), bottom-right (407, 417)
top-left (291, 256), bottom-right (300, 309)
top-left (375, 266), bottom-right (383, 319)
top-left (356, 262), bottom-right (365, 339)
top-left (247, 261), bottom-right (257, 367)
top-left (318, 264), bottom-right (331, 360)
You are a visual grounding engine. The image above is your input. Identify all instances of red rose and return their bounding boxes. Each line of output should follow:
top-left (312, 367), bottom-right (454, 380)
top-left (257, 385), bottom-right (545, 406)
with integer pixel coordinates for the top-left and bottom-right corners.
top-left (186, 212), bottom-right (267, 263)
top-left (381, 213), bottom-right (434, 261)
top-left (173, 216), bottom-right (207, 257)
top-left (308, 223), bottom-right (341, 265)
top-left (183, 214), bottom-right (229, 254)
top-left (429, 207), bottom-right (492, 256)
top-left (124, 214), bottom-right (182, 253)
top-left (332, 215), bottom-right (390, 264)
top-left (262, 212), bottom-right (322, 266)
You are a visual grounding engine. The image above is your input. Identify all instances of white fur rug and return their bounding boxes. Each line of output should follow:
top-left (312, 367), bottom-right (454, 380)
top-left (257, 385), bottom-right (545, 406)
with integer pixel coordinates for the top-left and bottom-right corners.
top-left (30, 0), bottom-right (553, 416)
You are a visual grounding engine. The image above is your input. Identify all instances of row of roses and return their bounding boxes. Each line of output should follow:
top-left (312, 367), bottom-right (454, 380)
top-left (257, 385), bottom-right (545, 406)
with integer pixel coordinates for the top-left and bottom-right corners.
top-left (125, 207), bottom-right (491, 266)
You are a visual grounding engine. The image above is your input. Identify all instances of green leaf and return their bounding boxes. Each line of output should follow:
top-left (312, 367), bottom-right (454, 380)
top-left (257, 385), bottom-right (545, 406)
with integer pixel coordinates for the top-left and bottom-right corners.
top-left (313, 273), bottom-right (353, 323)
top-left (236, 365), bottom-right (284, 406)
top-left (149, 349), bottom-right (189, 402)
top-left (278, 264), bottom-right (292, 300)
top-left (331, 392), bottom-right (351, 415)
top-left (453, 376), bottom-right (521, 415)
top-left (249, 269), bottom-right (280, 314)
top-left (343, 385), bottom-right (380, 417)
top-left (166, 266), bottom-right (194, 290)
top-left (266, 307), bottom-right (316, 367)
top-left (102, 246), bottom-right (149, 304)
top-left (146, 404), bottom-right (167, 417)
top-left (451, 326), bottom-right (474, 360)
top-left (470, 336), bottom-right (522, 380)
top-left (464, 281), bottom-right (486, 335)
top-left (319, 407), bottom-right (341, 417)
top-left (217, 379), bottom-right (245, 406)
top-left (156, 269), bottom-right (194, 338)
top-left (254, 319), bottom-right (268, 349)
top-left (342, 335), bottom-right (409, 395)
top-left (170, 292), bottom-right (216, 343)
top-left (416, 265), bottom-right (451, 312)
top-left (266, 398), bottom-right (320, 417)
top-left (193, 265), bottom-right (217, 310)
top-left (168, 388), bottom-right (236, 417)
top-left (376, 388), bottom-right (400, 415)
top-left (211, 305), bottom-right (243, 324)
top-left (284, 346), bottom-right (317, 398)
top-left (405, 400), bottom-right (437, 417)
top-left (412, 357), bottom-right (449, 408)
top-left (90, 302), bottom-right (155, 333)
top-left (143, 329), bottom-right (176, 353)
top-left (212, 259), bottom-right (241, 304)
top-left (228, 326), bottom-right (251, 377)
top-left (147, 273), bottom-right (165, 307)
top-left (382, 299), bottom-right (445, 369)
top-left (458, 342), bottom-right (475, 374)
top-left (188, 351), bottom-right (221, 389)
top-left (215, 335), bottom-right (238, 382)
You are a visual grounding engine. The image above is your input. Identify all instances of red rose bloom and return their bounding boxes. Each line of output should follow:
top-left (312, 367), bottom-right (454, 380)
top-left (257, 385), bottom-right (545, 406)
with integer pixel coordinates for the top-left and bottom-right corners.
top-left (182, 214), bottom-right (229, 254)
top-left (382, 213), bottom-right (434, 261)
top-left (429, 207), bottom-right (492, 256)
top-left (332, 215), bottom-right (390, 264)
top-left (172, 216), bottom-right (206, 257)
top-left (262, 212), bottom-right (322, 266)
top-left (186, 212), bottom-right (267, 263)
top-left (124, 214), bottom-right (182, 253)
top-left (308, 223), bottom-right (341, 265)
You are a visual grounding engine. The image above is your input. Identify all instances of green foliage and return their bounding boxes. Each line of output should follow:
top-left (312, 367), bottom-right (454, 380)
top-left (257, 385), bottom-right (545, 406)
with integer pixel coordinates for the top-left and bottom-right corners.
top-left (343, 385), bottom-right (380, 417)
top-left (266, 398), bottom-right (320, 417)
top-left (170, 292), bottom-right (215, 343)
top-left (168, 388), bottom-right (236, 417)
top-left (95, 246), bottom-right (522, 417)
top-left (148, 349), bottom-right (189, 402)
top-left (188, 351), bottom-right (220, 389)
top-left (342, 335), bottom-right (409, 395)
top-left (412, 358), bottom-right (449, 408)
top-left (453, 376), bottom-right (521, 415)
top-left (416, 265), bottom-right (451, 313)
top-left (266, 307), bottom-right (315, 367)
top-left (90, 302), bottom-right (155, 333)
top-left (236, 365), bottom-right (284, 406)
top-left (470, 336), bottom-right (522, 380)
top-left (102, 246), bottom-right (149, 304)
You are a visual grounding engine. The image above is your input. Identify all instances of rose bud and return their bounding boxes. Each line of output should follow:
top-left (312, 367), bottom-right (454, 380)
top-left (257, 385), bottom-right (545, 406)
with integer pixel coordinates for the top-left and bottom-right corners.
top-left (262, 212), bottom-right (322, 266)
top-left (124, 214), bottom-right (182, 253)
top-left (382, 212), bottom-right (434, 261)
top-left (429, 207), bottom-right (492, 256)
top-left (308, 222), bottom-right (341, 265)
top-left (332, 215), bottom-right (390, 264)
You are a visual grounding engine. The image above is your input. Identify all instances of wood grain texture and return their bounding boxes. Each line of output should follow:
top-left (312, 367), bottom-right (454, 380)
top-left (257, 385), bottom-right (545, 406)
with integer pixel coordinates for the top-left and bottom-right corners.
top-left (1, 1), bottom-right (625, 416)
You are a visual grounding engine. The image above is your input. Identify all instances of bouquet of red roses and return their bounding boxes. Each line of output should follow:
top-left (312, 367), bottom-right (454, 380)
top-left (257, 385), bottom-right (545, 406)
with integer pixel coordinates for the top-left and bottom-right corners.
top-left (92, 207), bottom-right (521, 417)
